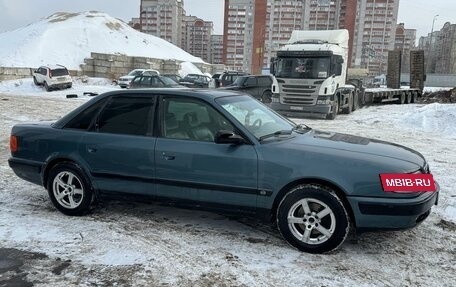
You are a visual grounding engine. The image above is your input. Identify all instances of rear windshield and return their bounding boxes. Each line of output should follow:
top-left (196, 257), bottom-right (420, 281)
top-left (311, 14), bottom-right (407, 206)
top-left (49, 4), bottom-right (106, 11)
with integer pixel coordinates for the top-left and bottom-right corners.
top-left (51, 68), bottom-right (69, 76)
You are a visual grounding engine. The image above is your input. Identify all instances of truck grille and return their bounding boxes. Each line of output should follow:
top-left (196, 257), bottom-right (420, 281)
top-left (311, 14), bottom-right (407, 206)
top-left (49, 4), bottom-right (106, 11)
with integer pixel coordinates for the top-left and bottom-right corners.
top-left (280, 84), bottom-right (318, 105)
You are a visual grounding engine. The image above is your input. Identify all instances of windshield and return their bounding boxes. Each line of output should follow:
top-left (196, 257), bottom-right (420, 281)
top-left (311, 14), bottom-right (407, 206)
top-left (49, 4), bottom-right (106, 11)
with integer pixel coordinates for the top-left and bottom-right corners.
top-left (216, 95), bottom-right (297, 140)
top-left (275, 57), bottom-right (330, 79)
top-left (232, 76), bottom-right (247, 86)
top-left (159, 76), bottom-right (179, 86)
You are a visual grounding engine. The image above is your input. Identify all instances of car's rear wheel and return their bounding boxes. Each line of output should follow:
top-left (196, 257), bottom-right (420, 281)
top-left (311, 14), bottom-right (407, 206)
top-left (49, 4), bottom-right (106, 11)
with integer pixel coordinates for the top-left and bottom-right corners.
top-left (44, 82), bottom-right (51, 92)
top-left (47, 162), bottom-right (94, 216)
top-left (277, 184), bottom-right (350, 253)
top-left (261, 90), bottom-right (272, 104)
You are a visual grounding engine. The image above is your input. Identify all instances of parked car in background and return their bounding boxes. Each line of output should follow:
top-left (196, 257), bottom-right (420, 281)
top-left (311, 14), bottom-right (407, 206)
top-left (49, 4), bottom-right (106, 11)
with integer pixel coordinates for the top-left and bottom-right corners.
top-left (162, 74), bottom-right (182, 83)
top-left (218, 71), bottom-right (249, 88)
top-left (179, 74), bottom-right (211, 88)
top-left (33, 65), bottom-right (72, 91)
top-left (129, 75), bottom-right (183, 89)
top-left (9, 89), bottom-right (438, 254)
top-left (208, 73), bottom-right (221, 89)
top-left (118, 69), bottom-right (160, 88)
top-left (221, 75), bottom-right (273, 103)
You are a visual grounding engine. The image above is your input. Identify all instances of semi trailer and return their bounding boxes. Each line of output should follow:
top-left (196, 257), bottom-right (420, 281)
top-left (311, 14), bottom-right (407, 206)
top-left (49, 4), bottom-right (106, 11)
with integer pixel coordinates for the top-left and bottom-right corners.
top-left (269, 29), bottom-right (422, 119)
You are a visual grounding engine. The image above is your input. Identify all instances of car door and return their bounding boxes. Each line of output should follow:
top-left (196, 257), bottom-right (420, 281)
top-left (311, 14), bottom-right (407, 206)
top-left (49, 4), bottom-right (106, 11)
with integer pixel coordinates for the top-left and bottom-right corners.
top-left (154, 96), bottom-right (259, 210)
top-left (243, 77), bottom-right (259, 98)
top-left (78, 95), bottom-right (157, 195)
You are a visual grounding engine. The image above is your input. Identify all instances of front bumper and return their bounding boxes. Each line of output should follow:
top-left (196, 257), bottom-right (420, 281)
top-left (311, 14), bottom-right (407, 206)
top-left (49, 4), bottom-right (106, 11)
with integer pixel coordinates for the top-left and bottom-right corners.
top-left (348, 184), bottom-right (439, 232)
top-left (270, 95), bottom-right (332, 119)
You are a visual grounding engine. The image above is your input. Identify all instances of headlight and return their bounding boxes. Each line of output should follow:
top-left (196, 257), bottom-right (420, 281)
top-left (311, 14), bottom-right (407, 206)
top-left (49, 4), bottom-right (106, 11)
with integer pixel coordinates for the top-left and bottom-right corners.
top-left (317, 99), bottom-right (331, 105)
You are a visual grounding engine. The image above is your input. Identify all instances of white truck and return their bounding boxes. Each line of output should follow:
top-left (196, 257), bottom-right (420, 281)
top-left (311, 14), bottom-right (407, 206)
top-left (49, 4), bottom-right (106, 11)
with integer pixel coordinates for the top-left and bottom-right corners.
top-left (269, 30), bottom-right (422, 119)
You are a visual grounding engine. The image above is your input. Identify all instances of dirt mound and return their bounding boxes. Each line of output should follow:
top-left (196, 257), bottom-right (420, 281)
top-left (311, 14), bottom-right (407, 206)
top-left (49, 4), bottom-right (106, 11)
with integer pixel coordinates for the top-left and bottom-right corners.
top-left (419, 88), bottom-right (456, 104)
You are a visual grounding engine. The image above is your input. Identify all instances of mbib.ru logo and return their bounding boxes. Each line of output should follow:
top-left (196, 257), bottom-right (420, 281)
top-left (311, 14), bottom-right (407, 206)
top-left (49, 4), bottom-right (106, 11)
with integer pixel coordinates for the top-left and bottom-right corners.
top-left (379, 174), bottom-right (436, 193)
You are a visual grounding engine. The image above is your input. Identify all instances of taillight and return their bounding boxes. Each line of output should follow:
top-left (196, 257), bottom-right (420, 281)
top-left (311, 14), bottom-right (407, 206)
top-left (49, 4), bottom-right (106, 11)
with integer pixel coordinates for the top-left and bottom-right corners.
top-left (10, 135), bottom-right (18, 153)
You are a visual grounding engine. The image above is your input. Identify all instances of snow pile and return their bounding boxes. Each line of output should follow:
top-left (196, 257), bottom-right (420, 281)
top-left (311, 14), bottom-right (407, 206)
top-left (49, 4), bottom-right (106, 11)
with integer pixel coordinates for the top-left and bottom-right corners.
top-left (0, 11), bottom-right (204, 70)
top-left (397, 103), bottom-right (456, 138)
top-left (178, 62), bottom-right (204, 77)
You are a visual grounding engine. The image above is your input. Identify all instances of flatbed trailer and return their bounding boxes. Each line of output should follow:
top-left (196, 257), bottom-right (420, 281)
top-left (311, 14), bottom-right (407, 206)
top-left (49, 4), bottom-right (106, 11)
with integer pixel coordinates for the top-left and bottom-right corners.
top-left (362, 88), bottom-right (422, 105)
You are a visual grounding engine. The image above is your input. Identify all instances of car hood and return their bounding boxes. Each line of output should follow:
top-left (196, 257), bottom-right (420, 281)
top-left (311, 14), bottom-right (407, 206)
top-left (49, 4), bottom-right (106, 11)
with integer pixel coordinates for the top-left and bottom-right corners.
top-left (282, 129), bottom-right (426, 168)
top-left (219, 85), bottom-right (241, 90)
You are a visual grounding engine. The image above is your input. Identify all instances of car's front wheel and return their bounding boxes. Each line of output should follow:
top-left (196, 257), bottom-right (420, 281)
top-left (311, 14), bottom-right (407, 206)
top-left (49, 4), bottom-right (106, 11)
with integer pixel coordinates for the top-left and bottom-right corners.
top-left (277, 184), bottom-right (350, 253)
top-left (47, 162), bottom-right (94, 216)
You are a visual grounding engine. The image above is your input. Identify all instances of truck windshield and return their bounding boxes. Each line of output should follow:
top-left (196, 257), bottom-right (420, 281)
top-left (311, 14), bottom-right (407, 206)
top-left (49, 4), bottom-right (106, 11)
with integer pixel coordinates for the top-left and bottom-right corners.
top-left (275, 57), bottom-right (330, 79)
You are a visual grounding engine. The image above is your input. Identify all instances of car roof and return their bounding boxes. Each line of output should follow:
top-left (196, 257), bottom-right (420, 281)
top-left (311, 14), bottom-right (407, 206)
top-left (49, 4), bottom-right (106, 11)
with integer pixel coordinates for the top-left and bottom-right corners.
top-left (99, 88), bottom-right (243, 100)
top-left (41, 64), bottom-right (67, 70)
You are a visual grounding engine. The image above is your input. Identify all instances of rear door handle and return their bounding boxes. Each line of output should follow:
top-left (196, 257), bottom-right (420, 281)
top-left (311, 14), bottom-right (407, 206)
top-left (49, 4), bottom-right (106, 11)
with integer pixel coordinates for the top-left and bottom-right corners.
top-left (162, 152), bottom-right (175, 160)
top-left (87, 147), bottom-right (97, 153)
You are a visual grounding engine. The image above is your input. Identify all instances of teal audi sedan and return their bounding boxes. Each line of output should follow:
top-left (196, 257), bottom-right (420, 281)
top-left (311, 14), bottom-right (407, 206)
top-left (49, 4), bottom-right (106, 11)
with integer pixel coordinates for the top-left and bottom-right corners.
top-left (8, 89), bottom-right (438, 253)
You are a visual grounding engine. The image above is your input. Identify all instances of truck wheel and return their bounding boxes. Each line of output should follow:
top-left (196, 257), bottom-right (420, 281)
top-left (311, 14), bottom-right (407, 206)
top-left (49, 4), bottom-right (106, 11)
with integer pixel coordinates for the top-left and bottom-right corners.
top-left (47, 162), bottom-right (94, 216)
top-left (326, 96), bottom-right (339, 120)
top-left (352, 92), bottom-right (359, 111)
top-left (411, 92), bottom-right (418, 103)
top-left (398, 93), bottom-right (406, 104)
top-left (261, 90), bottom-right (272, 104)
top-left (342, 93), bottom-right (353, 114)
top-left (277, 184), bottom-right (350, 253)
top-left (405, 93), bottom-right (412, 104)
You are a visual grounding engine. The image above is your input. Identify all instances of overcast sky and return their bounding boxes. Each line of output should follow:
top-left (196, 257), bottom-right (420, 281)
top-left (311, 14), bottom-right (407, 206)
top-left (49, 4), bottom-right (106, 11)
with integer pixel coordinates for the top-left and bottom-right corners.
top-left (0, 0), bottom-right (454, 39)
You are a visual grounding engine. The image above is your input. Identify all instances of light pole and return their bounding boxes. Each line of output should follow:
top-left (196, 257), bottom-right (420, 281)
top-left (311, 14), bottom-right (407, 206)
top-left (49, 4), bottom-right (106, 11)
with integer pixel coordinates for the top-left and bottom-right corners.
top-left (428, 14), bottom-right (438, 72)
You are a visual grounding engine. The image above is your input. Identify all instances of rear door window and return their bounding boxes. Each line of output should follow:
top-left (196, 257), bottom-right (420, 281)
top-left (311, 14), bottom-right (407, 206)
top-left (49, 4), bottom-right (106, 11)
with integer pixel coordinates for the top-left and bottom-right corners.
top-left (51, 68), bottom-right (69, 76)
top-left (65, 99), bottom-right (108, 130)
top-left (96, 97), bottom-right (155, 136)
top-left (258, 77), bottom-right (272, 86)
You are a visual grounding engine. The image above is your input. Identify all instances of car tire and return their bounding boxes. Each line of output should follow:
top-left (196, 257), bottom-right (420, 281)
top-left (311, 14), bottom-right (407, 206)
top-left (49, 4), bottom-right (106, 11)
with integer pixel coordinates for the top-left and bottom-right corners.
top-left (44, 82), bottom-right (51, 92)
top-left (277, 184), bottom-right (350, 254)
top-left (405, 93), bottom-right (412, 104)
top-left (47, 162), bottom-right (94, 216)
top-left (398, 93), bottom-right (406, 104)
top-left (261, 90), bottom-right (272, 104)
top-left (33, 76), bottom-right (39, 86)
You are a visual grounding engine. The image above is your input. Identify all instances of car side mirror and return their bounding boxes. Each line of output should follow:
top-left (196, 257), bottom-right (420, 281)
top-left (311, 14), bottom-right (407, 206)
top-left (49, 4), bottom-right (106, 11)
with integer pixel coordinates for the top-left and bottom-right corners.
top-left (215, 130), bottom-right (244, 145)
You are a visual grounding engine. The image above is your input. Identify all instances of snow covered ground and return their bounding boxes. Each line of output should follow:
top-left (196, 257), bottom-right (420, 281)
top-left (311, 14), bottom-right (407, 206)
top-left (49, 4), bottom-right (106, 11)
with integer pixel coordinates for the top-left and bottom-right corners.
top-left (0, 85), bottom-right (455, 286)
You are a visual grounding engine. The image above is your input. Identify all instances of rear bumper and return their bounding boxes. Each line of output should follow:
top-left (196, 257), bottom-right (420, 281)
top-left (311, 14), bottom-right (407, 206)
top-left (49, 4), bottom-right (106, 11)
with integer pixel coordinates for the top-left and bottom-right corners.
top-left (270, 95), bottom-right (331, 119)
top-left (348, 185), bottom-right (439, 232)
top-left (49, 82), bottom-right (72, 89)
top-left (8, 157), bottom-right (43, 186)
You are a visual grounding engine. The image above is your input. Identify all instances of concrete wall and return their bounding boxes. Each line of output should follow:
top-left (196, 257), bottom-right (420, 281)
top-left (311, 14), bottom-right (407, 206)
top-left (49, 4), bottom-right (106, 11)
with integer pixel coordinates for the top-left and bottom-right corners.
top-left (81, 52), bottom-right (217, 79)
top-left (387, 50), bottom-right (402, 89)
top-left (1, 52), bottom-right (222, 81)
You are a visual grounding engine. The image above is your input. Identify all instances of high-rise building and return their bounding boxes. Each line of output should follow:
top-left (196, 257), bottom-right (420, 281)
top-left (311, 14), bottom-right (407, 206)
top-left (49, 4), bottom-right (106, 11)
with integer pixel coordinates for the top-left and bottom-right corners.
top-left (394, 23), bottom-right (416, 73)
top-left (223, 0), bottom-right (267, 74)
top-left (182, 16), bottom-right (214, 62)
top-left (351, 0), bottom-right (400, 75)
top-left (210, 35), bottom-right (224, 64)
top-left (140, 0), bottom-right (185, 47)
top-left (419, 22), bottom-right (456, 74)
top-left (263, 0), bottom-right (358, 69)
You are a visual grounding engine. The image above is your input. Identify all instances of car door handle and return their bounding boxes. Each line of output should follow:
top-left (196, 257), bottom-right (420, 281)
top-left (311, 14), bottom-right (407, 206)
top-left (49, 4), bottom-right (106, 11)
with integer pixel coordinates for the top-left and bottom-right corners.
top-left (87, 147), bottom-right (97, 153)
top-left (162, 152), bottom-right (175, 160)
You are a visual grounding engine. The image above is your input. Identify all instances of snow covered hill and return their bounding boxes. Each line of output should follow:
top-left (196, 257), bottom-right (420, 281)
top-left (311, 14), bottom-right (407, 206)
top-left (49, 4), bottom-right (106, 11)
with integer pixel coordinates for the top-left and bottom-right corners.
top-left (0, 11), bottom-right (204, 70)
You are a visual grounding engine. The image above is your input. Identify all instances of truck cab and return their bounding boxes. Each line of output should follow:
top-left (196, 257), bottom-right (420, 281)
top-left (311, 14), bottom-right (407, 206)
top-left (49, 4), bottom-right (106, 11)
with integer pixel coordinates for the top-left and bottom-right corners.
top-left (270, 30), bottom-right (355, 120)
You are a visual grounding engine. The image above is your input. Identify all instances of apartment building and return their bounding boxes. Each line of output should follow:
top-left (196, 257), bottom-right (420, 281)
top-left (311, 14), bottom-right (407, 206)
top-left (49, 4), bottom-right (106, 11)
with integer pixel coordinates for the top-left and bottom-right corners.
top-left (351, 0), bottom-right (400, 76)
top-left (419, 22), bottom-right (456, 74)
top-left (210, 35), bottom-right (224, 64)
top-left (394, 23), bottom-right (416, 73)
top-left (182, 16), bottom-right (214, 62)
top-left (140, 0), bottom-right (185, 47)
